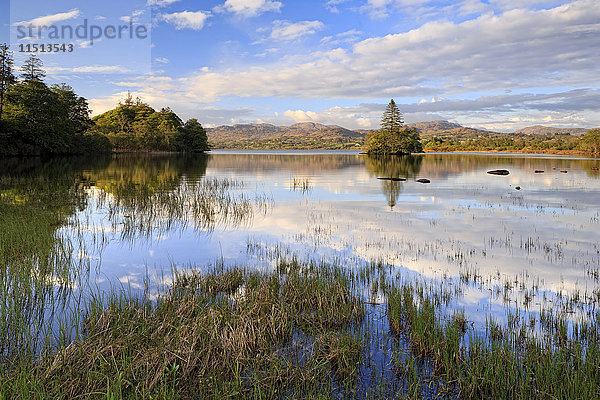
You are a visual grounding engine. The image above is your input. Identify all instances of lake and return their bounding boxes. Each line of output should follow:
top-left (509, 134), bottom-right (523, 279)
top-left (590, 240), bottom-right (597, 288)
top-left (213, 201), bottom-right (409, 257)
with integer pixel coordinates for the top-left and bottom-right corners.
top-left (3, 150), bottom-right (600, 397)
top-left (3, 151), bottom-right (600, 323)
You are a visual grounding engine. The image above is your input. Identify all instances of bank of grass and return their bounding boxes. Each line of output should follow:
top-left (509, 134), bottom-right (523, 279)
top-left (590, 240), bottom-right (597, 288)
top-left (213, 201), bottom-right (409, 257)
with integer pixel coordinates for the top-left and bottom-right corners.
top-left (388, 282), bottom-right (600, 399)
top-left (2, 262), bottom-right (365, 399)
top-left (2, 255), bottom-right (600, 398)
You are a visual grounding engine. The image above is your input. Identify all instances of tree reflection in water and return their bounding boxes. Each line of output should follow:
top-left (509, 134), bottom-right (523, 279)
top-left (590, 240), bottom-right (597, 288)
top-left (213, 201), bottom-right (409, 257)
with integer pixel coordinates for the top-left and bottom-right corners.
top-left (365, 155), bottom-right (423, 207)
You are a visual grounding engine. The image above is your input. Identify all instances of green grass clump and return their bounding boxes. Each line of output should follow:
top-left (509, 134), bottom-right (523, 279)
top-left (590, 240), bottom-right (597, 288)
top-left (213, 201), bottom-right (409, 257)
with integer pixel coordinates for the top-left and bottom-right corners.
top-left (174, 266), bottom-right (245, 295)
top-left (12, 262), bottom-right (366, 399)
top-left (387, 282), bottom-right (600, 399)
top-left (279, 261), bottom-right (365, 334)
top-left (315, 331), bottom-right (364, 385)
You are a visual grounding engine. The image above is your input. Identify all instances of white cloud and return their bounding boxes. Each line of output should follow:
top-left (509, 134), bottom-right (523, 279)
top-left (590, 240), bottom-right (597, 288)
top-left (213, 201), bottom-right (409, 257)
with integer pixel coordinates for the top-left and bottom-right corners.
top-left (78, 39), bottom-right (99, 48)
top-left (16, 9), bottom-right (81, 27)
top-left (269, 20), bottom-right (325, 41)
top-left (361, 0), bottom-right (566, 20)
top-left (283, 110), bottom-right (319, 122)
top-left (320, 29), bottom-right (363, 46)
top-left (362, 0), bottom-right (394, 18)
top-left (326, 0), bottom-right (350, 13)
top-left (217, 0), bottom-right (282, 17)
top-left (120, 9), bottom-right (146, 23)
top-left (121, 0), bottom-right (600, 103)
top-left (281, 105), bottom-right (392, 129)
top-left (148, 0), bottom-right (181, 7)
top-left (46, 65), bottom-right (132, 76)
top-left (89, 1), bottom-right (600, 130)
top-left (75, 66), bottom-right (132, 73)
top-left (155, 57), bottom-right (170, 64)
top-left (161, 11), bottom-right (211, 30)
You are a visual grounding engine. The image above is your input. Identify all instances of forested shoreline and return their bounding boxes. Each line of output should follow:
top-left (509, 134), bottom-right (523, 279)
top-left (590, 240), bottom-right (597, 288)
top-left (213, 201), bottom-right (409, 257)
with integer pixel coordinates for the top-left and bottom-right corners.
top-left (422, 131), bottom-right (600, 156)
top-left (1, 43), bottom-right (598, 158)
top-left (0, 44), bottom-right (209, 156)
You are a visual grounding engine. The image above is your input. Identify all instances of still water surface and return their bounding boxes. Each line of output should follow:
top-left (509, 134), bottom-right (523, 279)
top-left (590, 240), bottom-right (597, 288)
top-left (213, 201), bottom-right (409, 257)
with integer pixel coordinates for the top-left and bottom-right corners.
top-left (6, 151), bottom-right (600, 324)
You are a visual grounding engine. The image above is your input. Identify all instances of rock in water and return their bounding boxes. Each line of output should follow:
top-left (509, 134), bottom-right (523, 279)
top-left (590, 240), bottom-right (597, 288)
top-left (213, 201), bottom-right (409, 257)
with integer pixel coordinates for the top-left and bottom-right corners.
top-left (377, 177), bottom-right (407, 182)
top-left (535, 170), bottom-right (544, 173)
top-left (487, 170), bottom-right (510, 176)
top-left (416, 178), bottom-right (431, 184)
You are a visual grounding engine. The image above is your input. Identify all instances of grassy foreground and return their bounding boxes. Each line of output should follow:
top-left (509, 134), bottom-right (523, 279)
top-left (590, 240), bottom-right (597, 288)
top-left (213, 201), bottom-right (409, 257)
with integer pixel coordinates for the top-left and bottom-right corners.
top-left (1, 257), bottom-right (600, 399)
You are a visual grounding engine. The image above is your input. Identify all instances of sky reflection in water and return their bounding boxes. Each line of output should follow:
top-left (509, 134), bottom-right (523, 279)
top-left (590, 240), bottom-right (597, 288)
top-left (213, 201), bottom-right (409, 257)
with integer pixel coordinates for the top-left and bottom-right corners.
top-left (66, 151), bottom-right (600, 322)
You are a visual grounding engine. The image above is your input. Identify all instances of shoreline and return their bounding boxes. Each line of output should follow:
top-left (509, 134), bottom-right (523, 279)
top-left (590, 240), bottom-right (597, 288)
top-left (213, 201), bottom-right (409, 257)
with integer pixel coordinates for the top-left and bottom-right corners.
top-left (1, 148), bottom-right (598, 160)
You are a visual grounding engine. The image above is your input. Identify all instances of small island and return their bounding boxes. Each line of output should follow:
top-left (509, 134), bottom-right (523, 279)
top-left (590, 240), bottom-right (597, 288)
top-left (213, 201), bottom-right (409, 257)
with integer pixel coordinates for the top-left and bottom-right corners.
top-left (364, 99), bottom-right (423, 155)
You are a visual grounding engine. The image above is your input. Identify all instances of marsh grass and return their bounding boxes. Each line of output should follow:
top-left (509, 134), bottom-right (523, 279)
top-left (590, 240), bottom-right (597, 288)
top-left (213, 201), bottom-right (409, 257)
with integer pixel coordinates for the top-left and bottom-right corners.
top-left (291, 177), bottom-right (312, 194)
top-left (0, 262), bottom-right (364, 399)
top-left (386, 280), bottom-right (600, 399)
top-left (3, 249), bottom-right (600, 398)
top-left (0, 167), bottom-right (275, 399)
top-left (0, 202), bottom-right (81, 365)
top-left (97, 177), bottom-right (270, 240)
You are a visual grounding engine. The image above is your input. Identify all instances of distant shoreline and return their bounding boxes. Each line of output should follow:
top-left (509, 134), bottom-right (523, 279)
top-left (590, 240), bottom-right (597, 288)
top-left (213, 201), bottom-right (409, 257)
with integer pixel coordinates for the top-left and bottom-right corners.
top-left (207, 147), bottom-right (599, 158)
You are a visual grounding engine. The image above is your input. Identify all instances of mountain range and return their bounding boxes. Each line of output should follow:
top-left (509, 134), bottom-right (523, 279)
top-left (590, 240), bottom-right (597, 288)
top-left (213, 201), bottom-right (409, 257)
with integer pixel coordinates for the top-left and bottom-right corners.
top-left (206, 121), bottom-right (592, 149)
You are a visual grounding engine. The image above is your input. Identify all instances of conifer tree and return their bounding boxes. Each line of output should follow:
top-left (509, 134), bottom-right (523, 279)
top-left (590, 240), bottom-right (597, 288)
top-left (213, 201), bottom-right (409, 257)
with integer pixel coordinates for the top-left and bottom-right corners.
top-left (380, 99), bottom-right (403, 134)
top-left (365, 99), bottom-right (422, 155)
top-left (0, 44), bottom-right (15, 119)
top-left (20, 54), bottom-right (45, 81)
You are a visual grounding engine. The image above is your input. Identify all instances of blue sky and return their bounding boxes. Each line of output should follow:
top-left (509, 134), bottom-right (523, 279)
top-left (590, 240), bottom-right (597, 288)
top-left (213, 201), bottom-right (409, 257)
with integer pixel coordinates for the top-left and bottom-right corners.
top-left (2, 0), bottom-right (600, 131)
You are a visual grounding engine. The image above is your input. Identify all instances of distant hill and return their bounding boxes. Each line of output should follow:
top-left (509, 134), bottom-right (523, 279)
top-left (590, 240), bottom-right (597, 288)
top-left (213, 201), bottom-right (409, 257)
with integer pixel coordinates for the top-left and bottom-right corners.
top-left (358, 121), bottom-right (498, 142)
top-left (206, 122), bottom-right (363, 149)
top-left (206, 120), bottom-right (594, 149)
top-left (514, 125), bottom-right (589, 136)
top-left (408, 121), bottom-right (463, 132)
top-left (406, 121), bottom-right (495, 139)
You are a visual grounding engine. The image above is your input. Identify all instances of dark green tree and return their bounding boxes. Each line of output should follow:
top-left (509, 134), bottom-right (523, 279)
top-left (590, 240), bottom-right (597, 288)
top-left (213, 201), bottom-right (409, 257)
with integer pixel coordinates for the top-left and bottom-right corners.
top-left (20, 54), bottom-right (45, 81)
top-left (5, 80), bottom-right (73, 153)
top-left (176, 119), bottom-right (209, 153)
top-left (51, 84), bottom-right (92, 133)
top-left (381, 99), bottom-right (403, 134)
top-left (581, 128), bottom-right (600, 156)
top-left (0, 44), bottom-right (15, 120)
top-left (365, 99), bottom-right (422, 155)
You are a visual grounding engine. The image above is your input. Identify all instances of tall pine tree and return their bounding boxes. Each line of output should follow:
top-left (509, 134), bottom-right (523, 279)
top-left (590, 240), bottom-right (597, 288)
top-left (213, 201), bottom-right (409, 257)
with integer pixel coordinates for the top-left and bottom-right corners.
top-left (0, 44), bottom-right (15, 120)
top-left (365, 99), bottom-right (422, 155)
top-left (20, 54), bottom-right (45, 81)
top-left (380, 99), bottom-right (403, 134)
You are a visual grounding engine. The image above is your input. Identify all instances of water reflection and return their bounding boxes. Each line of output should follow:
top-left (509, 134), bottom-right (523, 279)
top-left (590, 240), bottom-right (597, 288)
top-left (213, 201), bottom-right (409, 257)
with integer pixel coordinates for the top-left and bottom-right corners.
top-left (364, 155), bottom-right (423, 207)
top-left (0, 156), bottom-right (111, 359)
top-left (83, 154), bottom-right (210, 201)
top-left (1, 152), bottom-right (599, 325)
top-left (202, 152), bottom-right (600, 311)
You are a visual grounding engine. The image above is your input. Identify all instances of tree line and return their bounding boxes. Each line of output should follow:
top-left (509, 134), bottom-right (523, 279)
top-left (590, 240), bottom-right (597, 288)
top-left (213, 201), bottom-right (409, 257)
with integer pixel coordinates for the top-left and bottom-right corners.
top-left (423, 129), bottom-right (600, 156)
top-left (0, 44), bottom-right (209, 156)
top-left (364, 99), bottom-right (600, 157)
